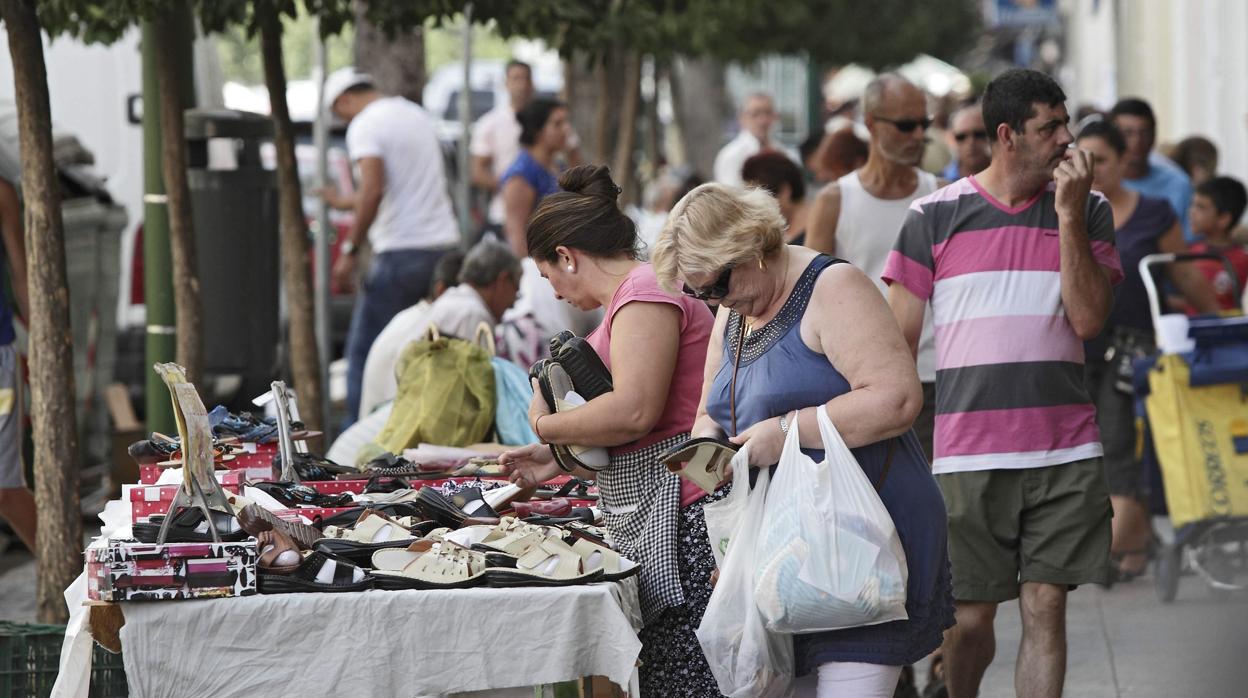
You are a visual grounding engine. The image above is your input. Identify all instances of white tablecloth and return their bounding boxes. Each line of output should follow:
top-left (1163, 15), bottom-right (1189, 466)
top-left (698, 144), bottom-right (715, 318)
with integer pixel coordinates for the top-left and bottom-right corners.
top-left (115, 580), bottom-right (642, 698)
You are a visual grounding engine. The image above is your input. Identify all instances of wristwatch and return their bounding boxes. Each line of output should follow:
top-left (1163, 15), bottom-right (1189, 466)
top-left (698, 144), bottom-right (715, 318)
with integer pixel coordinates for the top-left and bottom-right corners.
top-left (341, 240), bottom-right (358, 257)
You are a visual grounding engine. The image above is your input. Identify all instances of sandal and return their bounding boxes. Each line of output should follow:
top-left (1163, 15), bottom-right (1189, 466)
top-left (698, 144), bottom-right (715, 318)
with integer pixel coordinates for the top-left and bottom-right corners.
top-left (659, 437), bottom-right (738, 495)
top-left (237, 502), bottom-right (323, 550)
top-left (313, 510), bottom-right (420, 566)
top-left (249, 481), bottom-right (354, 508)
top-left (486, 536), bottom-right (605, 587)
top-left (363, 475), bottom-right (411, 495)
top-left (258, 530), bottom-right (372, 594)
top-left (532, 362), bottom-right (610, 472)
top-left (547, 331), bottom-right (614, 401)
top-left (132, 507), bottom-right (249, 544)
top-left (372, 541), bottom-right (490, 590)
top-left (570, 538), bottom-right (640, 581)
top-left (316, 503), bottom-right (423, 529)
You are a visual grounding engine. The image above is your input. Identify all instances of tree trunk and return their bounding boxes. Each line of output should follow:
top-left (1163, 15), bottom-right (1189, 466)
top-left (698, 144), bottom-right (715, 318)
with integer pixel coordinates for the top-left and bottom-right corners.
top-left (612, 50), bottom-right (643, 207)
top-left (671, 56), bottom-right (731, 179)
top-left (259, 9), bottom-right (324, 448)
top-left (353, 1), bottom-right (426, 103)
top-left (0, 0), bottom-right (82, 624)
top-left (155, 11), bottom-right (203, 385)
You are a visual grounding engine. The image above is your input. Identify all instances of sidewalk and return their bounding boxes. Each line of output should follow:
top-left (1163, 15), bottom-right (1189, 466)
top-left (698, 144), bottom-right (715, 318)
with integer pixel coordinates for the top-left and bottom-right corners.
top-left (970, 575), bottom-right (1248, 696)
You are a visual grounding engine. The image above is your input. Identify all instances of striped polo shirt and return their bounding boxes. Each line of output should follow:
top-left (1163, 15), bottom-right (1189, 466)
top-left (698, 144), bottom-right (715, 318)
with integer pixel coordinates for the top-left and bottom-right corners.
top-left (882, 176), bottom-right (1123, 474)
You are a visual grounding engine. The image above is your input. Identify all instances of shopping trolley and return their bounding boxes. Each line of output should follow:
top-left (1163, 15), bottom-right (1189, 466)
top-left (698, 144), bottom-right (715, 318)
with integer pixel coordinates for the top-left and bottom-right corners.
top-left (1138, 252), bottom-right (1248, 602)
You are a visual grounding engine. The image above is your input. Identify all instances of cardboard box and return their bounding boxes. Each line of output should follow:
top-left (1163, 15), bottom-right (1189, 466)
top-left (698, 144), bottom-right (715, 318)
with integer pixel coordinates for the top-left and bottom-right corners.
top-left (86, 539), bottom-right (258, 602)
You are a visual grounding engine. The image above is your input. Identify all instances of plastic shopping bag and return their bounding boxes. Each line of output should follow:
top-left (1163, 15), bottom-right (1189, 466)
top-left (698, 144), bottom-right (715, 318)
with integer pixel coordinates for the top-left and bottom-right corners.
top-left (701, 447), bottom-right (752, 568)
top-left (696, 447), bottom-right (794, 698)
top-left (754, 405), bottom-right (908, 633)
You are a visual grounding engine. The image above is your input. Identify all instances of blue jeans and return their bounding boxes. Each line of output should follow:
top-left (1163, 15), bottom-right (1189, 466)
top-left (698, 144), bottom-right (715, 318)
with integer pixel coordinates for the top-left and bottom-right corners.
top-left (343, 247), bottom-right (451, 429)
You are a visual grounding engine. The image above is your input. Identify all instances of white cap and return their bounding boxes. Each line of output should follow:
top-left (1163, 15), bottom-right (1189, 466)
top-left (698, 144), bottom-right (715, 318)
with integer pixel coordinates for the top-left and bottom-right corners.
top-left (322, 67), bottom-right (374, 110)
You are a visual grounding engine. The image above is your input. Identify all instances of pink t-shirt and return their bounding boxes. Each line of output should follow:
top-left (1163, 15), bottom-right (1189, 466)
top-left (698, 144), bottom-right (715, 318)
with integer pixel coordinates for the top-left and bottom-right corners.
top-left (586, 264), bottom-right (713, 473)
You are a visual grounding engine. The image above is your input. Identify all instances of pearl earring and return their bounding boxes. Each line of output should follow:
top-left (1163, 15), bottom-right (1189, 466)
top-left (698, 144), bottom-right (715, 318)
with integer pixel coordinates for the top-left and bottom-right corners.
top-left (567, 265), bottom-right (574, 272)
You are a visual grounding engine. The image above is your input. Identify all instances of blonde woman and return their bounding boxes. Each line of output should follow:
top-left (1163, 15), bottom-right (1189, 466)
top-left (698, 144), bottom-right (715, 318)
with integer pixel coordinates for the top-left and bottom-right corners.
top-left (650, 184), bottom-right (953, 697)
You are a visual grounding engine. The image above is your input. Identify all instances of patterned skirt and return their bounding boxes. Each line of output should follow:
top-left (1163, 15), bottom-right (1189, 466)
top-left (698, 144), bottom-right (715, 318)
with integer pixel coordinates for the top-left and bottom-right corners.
top-left (637, 488), bottom-right (729, 697)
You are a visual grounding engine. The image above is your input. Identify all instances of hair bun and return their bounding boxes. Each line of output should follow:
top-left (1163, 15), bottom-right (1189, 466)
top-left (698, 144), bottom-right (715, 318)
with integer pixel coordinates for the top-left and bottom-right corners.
top-left (558, 165), bottom-right (621, 202)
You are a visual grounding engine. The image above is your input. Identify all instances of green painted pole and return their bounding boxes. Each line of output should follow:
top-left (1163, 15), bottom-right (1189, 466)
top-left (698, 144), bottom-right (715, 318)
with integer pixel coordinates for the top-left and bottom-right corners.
top-left (141, 8), bottom-right (195, 436)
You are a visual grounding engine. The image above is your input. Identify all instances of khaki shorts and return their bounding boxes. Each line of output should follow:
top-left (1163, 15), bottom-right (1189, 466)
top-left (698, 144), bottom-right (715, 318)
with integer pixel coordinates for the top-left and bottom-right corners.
top-left (937, 457), bottom-right (1112, 602)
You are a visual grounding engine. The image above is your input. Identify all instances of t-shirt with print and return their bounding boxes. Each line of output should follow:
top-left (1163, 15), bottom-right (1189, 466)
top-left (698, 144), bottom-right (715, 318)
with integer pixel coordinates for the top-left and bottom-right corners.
top-left (882, 175), bottom-right (1123, 475)
top-left (346, 97), bottom-right (459, 253)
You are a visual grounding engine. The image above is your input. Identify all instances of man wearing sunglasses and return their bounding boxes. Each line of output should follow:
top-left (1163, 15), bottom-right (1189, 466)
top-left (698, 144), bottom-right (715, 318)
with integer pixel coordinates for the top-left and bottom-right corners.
top-left (805, 73), bottom-right (943, 463)
top-left (942, 101), bottom-right (991, 181)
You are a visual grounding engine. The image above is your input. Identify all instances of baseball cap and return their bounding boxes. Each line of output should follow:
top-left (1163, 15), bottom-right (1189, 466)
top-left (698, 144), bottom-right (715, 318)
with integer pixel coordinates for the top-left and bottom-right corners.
top-left (323, 67), bottom-right (374, 110)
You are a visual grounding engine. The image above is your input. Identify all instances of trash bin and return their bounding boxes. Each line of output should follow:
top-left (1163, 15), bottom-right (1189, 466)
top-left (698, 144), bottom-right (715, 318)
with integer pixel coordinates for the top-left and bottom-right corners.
top-left (185, 109), bottom-right (280, 403)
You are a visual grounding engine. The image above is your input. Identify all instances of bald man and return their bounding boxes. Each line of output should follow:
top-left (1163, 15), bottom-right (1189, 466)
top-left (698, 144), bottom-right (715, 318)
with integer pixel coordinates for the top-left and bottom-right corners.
top-left (805, 74), bottom-right (944, 462)
top-left (713, 92), bottom-right (798, 187)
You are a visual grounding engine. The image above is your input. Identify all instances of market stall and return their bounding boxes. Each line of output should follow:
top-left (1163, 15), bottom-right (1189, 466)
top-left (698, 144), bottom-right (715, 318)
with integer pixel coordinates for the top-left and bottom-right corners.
top-left (51, 365), bottom-right (643, 697)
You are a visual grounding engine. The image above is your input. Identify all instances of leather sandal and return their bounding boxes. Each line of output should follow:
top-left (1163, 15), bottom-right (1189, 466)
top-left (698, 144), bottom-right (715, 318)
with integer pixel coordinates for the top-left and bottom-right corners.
top-left (313, 510), bottom-right (420, 565)
top-left (570, 538), bottom-right (640, 581)
top-left (132, 507), bottom-right (248, 544)
top-left (659, 437), bottom-right (739, 495)
top-left (237, 502), bottom-right (322, 550)
top-left (258, 529), bottom-right (373, 594)
top-left (372, 541), bottom-right (490, 590)
top-left (533, 362), bottom-right (609, 472)
top-left (547, 331), bottom-right (614, 401)
top-left (486, 536), bottom-right (605, 587)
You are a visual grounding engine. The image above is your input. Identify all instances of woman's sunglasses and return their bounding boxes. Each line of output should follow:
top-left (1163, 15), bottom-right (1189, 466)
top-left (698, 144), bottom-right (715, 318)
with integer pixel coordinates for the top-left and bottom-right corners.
top-left (681, 267), bottom-right (733, 301)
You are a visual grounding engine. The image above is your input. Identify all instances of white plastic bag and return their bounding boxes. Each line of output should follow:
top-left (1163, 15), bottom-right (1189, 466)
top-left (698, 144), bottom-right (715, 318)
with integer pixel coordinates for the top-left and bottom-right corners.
top-left (754, 405), bottom-right (909, 633)
top-left (696, 446), bottom-right (794, 698)
top-left (701, 446), bottom-right (753, 567)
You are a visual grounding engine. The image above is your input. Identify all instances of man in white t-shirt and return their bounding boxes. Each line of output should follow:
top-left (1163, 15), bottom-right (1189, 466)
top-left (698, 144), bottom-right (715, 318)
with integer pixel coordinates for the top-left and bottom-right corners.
top-left (805, 74), bottom-right (943, 462)
top-left (319, 67), bottom-right (460, 428)
top-left (713, 92), bottom-right (798, 188)
top-left (470, 60), bottom-right (579, 228)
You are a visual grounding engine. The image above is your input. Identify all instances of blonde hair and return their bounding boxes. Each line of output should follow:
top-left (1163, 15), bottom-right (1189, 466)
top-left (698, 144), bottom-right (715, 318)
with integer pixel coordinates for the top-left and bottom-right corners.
top-left (650, 183), bottom-right (787, 292)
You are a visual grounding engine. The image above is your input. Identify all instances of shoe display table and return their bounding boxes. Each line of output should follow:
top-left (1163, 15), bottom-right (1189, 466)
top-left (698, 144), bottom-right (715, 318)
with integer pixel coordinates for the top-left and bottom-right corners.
top-left (63, 577), bottom-right (641, 697)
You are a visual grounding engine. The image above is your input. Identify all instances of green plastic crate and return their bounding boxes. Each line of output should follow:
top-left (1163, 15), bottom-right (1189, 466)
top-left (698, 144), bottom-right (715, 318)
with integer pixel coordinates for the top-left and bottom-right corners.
top-left (0, 622), bottom-right (126, 698)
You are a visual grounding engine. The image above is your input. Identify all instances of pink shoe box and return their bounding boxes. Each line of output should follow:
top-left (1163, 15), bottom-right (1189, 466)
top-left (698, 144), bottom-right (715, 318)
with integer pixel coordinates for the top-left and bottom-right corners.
top-left (128, 484), bottom-right (247, 522)
top-left (219, 467), bottom-right (277, 488)
top-left (86, 539), bottom-right (258, 601)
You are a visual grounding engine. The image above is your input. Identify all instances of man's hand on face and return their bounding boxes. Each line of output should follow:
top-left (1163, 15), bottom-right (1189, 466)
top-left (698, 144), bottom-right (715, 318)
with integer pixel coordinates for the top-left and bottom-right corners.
top-left (1054, 147), bottom-right (1093, 225)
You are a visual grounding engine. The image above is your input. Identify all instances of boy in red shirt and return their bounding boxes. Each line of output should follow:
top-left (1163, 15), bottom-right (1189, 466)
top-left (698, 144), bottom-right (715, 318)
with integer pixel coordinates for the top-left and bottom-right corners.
top-left (1188, 176), bottom-right (1248, 311)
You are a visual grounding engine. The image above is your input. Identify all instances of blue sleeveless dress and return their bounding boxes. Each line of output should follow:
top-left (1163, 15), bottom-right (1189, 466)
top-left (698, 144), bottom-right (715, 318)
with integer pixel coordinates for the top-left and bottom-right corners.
top-left (706, 254), bottom-right (955, 673)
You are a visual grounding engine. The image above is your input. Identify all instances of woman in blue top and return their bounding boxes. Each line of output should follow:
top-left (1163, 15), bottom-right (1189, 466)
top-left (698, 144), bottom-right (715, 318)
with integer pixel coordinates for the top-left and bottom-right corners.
top-left (651, 183), bottom-right (954, 697)
top-left (501, 97), bottom-right (570, 257)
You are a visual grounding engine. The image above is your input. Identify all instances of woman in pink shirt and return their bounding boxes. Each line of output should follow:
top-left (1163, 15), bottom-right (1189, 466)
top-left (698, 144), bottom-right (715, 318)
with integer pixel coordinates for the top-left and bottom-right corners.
top-left (500, 165), bottom-right (716, 696)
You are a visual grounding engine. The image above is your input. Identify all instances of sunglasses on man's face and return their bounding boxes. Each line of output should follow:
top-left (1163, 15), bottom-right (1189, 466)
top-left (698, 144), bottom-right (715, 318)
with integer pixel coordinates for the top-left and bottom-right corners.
top-left (954, 130), bottom-right (988, 142)
top-left (874, 115), bottom-right (934, 133)
top-left (681, 267), bottom-right (733, 301)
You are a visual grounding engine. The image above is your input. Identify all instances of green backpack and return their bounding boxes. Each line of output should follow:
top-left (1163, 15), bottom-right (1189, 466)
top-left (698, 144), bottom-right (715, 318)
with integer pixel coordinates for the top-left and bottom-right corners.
top-left (373, 324), bottom-right (497, 455)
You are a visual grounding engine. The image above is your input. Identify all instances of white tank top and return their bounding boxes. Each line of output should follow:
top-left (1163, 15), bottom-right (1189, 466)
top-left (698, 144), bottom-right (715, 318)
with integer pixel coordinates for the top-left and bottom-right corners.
top-left (835, 169), bottom-right (940, 382)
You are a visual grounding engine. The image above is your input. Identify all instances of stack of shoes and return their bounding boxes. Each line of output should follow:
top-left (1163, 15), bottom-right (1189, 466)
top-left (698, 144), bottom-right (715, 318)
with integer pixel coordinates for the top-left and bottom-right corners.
top-left (529, 360), bottom-right (611, 472)
top-left (247, 481), bottom-right (354, 509)
top-left (132, 507), bottom-right (250, 544)
top-left (313, 509), bottom-right (442, 567)
top-left (127, 433), bottom-right (237, 466)
top-left (358, 516), bottom-right (639, 590)
top-left (208, 406), bottom-right (280, 443)
top-left (272, 451), bottom-right (358, 481)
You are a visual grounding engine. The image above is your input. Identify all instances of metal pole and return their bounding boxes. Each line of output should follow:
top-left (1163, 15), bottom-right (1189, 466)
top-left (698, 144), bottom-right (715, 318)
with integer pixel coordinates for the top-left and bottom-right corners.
top-left (312, 20), bottom-right (333, 440)
top-left (457, 4), bottom-right (474, 247)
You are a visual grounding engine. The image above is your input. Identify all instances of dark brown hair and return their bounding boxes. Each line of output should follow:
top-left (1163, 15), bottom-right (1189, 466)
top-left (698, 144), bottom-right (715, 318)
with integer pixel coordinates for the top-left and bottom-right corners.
top-left (526, 165), bottom-right (638, 263)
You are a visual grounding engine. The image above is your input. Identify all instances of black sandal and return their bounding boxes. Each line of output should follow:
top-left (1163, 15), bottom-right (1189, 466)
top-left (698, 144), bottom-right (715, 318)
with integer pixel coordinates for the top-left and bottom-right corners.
top-left (132, 507), bottom-right (249, 544)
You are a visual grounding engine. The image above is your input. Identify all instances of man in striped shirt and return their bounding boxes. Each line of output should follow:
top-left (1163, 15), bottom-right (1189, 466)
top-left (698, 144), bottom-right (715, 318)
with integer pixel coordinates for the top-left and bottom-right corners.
top-left (883, 69), bottom-right (1120, 698)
